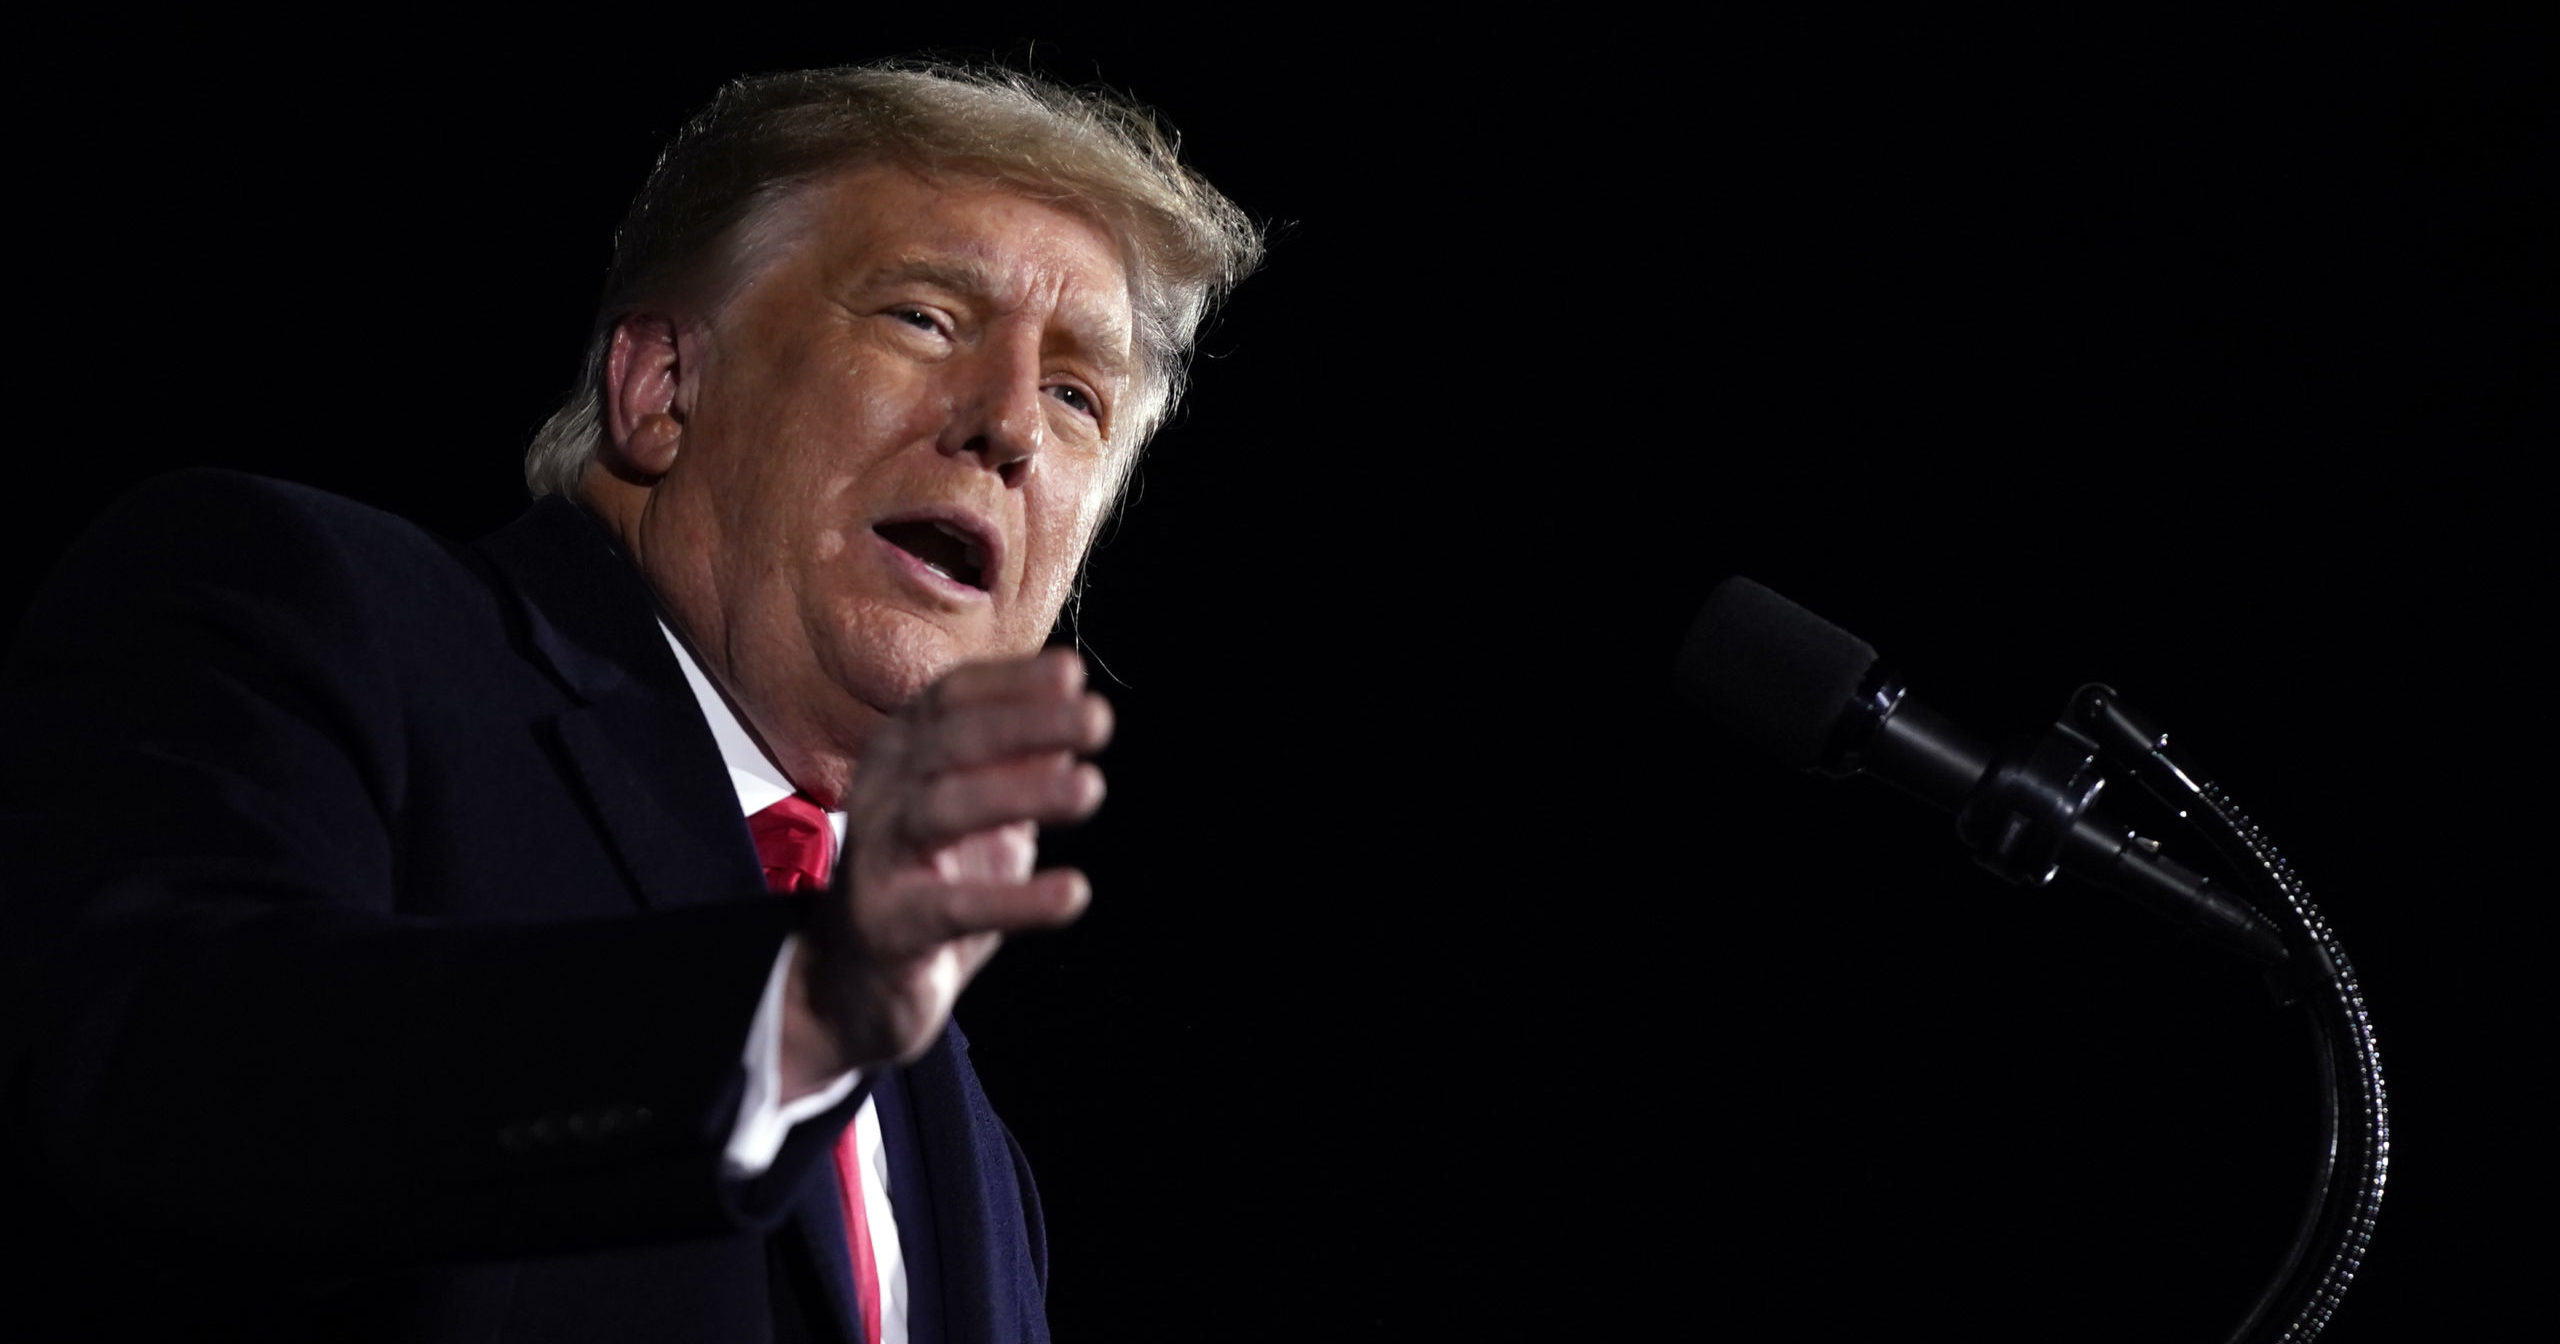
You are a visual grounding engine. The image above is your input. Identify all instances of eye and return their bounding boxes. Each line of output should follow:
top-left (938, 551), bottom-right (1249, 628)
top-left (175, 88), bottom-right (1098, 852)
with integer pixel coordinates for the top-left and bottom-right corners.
top-left (1046, 383), bottom-right (1100, 419)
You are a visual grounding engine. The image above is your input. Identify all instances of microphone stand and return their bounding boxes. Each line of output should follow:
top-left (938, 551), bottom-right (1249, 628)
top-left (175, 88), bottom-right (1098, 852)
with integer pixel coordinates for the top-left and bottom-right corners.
top-left (2067, 686), bottom-right (2389, 1344)
top-left (1852, 678), bottom-right (2388, 1338)
top-left (1686, 577), bottom-right (2388, 1337)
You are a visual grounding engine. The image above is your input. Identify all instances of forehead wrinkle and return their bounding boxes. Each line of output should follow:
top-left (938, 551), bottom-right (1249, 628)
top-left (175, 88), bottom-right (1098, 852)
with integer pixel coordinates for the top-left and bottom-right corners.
top-left (1047, 286), bottom-right (1138, 384)
top-left (868, 252), bottom-right (1003, 299)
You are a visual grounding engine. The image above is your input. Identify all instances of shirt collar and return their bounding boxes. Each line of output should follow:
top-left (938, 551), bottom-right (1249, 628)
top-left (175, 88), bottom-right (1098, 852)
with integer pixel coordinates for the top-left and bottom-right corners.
top-left (658, 621), bottom-right (801, 818)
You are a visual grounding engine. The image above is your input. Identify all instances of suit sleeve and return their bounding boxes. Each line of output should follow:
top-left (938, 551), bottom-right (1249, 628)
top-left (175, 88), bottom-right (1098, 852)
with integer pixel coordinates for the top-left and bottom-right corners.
top-left (0, 474), bottom-right (814, 1264)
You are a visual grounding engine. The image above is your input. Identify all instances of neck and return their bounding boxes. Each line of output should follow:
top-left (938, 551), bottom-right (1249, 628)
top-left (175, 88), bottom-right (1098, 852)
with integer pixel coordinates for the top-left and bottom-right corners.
top-left (581, 465), bottom-right (868, 807)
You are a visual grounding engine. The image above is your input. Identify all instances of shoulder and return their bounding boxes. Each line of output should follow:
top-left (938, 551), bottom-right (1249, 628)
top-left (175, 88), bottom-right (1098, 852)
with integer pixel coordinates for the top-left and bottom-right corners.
top-left (42, 469), bottom-right (468, 595)
top-left (6, 470), bottom-right (521, 723)
top-left (24, 469), bottom-right (502, 626)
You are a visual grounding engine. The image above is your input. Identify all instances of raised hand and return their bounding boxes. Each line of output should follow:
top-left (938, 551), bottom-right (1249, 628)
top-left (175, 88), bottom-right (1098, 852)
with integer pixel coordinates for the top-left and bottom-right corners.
top-left (783, 648), bottom-right (1111, 1090)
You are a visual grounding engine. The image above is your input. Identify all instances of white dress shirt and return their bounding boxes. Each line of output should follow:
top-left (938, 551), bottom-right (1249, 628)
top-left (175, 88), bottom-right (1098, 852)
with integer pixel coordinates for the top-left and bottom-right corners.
top-left (670, 625), bottom-right (908, 1344)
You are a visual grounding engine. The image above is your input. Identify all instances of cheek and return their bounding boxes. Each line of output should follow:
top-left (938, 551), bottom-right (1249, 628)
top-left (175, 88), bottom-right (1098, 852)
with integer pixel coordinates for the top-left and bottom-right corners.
top-left (1020, 472), bottom-right (1117, 610)
top-left (739, 360), bottom-right (928, 524)
top-left (1064, 491), bottom-right (1111, 570)
top-left (711, 326), bottom-right (919, 467)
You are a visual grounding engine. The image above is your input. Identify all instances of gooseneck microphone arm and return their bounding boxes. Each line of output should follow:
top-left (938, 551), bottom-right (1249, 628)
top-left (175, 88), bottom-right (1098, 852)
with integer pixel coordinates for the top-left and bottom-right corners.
top-left (2069, 686), bottom-right (2389, 1344)
top-left (1680, 578), bottom-right (2386, 1343)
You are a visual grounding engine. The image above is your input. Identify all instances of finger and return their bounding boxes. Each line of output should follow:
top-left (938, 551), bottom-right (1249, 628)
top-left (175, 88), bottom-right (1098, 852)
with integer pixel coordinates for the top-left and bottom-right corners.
top-left (900, 756), bottom-right (1104, 848)
top-left (909, 693), bottom-right (1113, 773)
top-left (947, 929), bottom-right (1003, 984)
top-left (863, 870), bottom-right (1092, 951)
top-left (920, 648), bottom-right (1086, 714)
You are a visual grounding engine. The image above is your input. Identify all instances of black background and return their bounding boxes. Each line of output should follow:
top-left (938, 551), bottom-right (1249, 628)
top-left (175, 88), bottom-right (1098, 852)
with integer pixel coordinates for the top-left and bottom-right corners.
top-left (12, 11), bottom-right (2548, 1340)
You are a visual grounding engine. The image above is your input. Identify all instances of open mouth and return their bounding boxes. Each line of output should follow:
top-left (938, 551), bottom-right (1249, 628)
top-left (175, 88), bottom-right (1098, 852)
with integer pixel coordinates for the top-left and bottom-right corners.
top-left (874, 518), bottom-right (990, 591)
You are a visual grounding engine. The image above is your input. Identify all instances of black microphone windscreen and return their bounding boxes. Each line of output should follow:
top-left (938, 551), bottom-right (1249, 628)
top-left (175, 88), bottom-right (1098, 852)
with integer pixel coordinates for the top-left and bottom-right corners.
top-left (1679, 578), bottom-right (1878, 770)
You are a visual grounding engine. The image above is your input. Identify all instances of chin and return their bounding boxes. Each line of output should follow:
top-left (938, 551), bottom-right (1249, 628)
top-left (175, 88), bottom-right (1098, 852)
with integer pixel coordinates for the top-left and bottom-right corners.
top-left (828, 603), bottom-right (991, 711)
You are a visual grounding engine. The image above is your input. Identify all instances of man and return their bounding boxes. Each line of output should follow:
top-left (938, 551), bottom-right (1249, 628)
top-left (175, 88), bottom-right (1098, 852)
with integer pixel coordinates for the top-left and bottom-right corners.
top-left (0, 63), bottom-right (1260, 1341)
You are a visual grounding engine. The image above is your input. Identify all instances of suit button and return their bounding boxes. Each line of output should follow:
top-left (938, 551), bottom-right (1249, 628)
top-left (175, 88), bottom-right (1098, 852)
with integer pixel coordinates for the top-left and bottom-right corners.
top-left (529, 1116), bottom-right (563, 1147)
top-left (498, 1124), bottom-right (533, 1155)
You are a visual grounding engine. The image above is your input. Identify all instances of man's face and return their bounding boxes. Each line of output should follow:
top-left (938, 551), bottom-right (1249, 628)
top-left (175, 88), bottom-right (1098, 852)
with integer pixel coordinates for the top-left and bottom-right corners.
top-left (626, 164), bottom-right (1139, 777)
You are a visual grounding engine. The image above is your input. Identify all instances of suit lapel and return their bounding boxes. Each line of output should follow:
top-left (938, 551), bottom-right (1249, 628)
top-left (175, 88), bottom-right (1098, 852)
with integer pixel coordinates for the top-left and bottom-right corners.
top-left (481, 500), bottom-right (875, 1344)
top-left (474, 498), bottom-right (762, 910)
top-left (874, 1068), bottom-right (947, 1344)
top-left (905, 1022), bottom-right (1047, 1344)
top-left (477, 501), bottom-right (1042, 1344)
top-left (791, 1150), bottom-right (868, 1344)
top-left (783, 1027), bottom-right (1029, 1344)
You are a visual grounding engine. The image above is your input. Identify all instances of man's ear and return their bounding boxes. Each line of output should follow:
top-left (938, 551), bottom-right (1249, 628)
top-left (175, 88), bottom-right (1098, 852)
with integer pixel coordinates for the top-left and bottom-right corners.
top-left (600, 314), bottom-right (691, 482)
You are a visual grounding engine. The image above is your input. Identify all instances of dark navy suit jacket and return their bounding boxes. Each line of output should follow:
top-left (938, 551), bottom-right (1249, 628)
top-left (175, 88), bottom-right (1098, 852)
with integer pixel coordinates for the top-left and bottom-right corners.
top-left (0, 472), bottom-right (1049, 1342)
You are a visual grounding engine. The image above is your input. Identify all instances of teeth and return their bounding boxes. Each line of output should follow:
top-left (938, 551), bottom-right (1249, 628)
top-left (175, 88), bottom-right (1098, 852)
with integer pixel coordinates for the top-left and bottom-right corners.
top-left (932, 520), bottom-right (986, 567)
top-left (874, 518), bottom-right (987, 589)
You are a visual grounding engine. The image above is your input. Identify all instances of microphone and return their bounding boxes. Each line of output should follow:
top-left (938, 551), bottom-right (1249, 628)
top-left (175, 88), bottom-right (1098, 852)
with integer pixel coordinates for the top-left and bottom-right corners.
top-left (1680, 577), bottom-right (2287, 967)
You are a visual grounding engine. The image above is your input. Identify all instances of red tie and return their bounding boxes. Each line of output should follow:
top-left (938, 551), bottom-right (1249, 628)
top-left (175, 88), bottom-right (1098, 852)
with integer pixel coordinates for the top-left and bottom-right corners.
top-left (748, 796), bottom-right (884, 1344)
top-left (748, 793), bottom-right (834, 892)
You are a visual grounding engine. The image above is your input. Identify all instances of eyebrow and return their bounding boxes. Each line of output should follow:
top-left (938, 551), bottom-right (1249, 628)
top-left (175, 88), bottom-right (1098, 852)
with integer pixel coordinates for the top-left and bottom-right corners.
top-left (867, 254), bottom-right (1139, 381)
top-left (872, 254), bottom-right (1001, 297)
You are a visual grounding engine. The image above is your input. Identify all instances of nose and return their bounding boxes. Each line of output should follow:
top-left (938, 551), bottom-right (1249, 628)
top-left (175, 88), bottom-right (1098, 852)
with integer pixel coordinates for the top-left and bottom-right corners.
top-left (940, 331), bottom-right (1046, 488)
